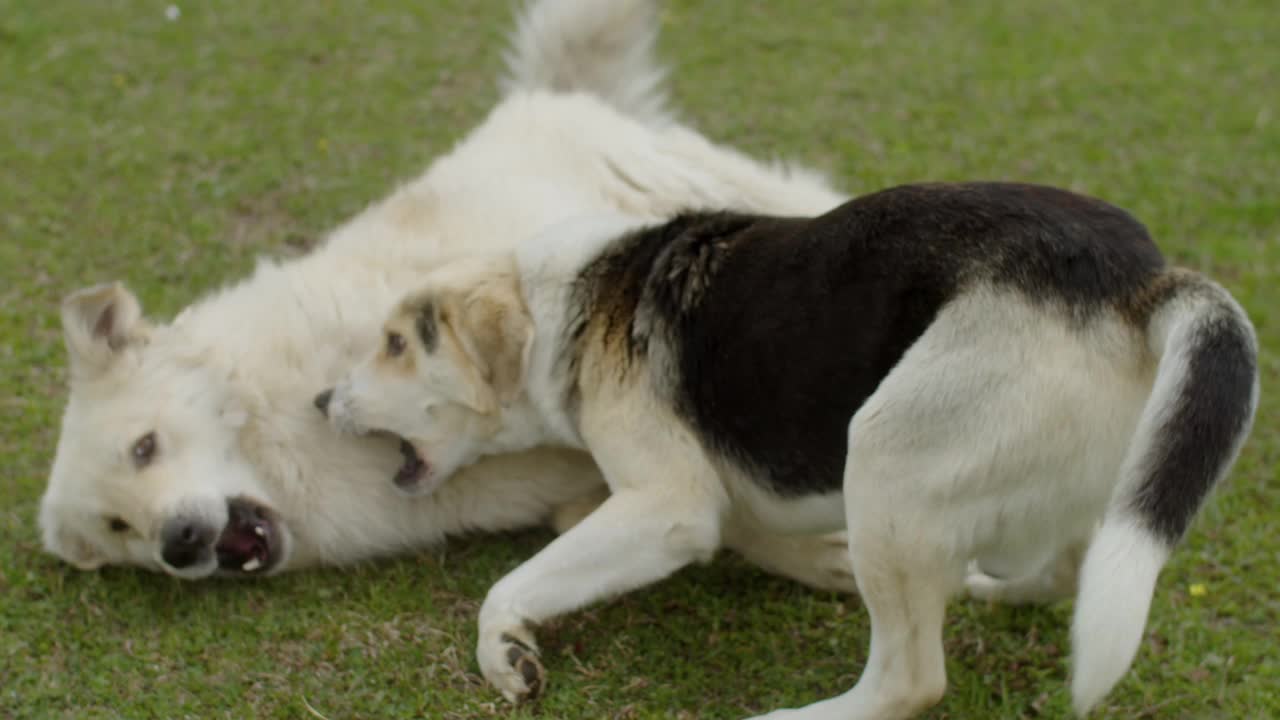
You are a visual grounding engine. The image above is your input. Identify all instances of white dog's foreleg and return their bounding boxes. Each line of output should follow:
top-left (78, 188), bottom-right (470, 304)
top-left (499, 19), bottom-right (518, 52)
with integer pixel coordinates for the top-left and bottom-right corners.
top-left (965, 542), bottom-right (1085, 606)
top-left (547, 485), bottom-right (611, 535)
top-left (477, 486), bottom-right (726, 703)
top-left (723, 521), bottom-right (858, 595)
top-left (551, 489), bottom-right (858, 594)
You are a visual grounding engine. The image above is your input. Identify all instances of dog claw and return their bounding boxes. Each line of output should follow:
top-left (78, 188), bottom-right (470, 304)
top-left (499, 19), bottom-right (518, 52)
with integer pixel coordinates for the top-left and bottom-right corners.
top-left (480, 630), bottom-right (546, 704)
top-left (500, 633), bottom-right (545, 701)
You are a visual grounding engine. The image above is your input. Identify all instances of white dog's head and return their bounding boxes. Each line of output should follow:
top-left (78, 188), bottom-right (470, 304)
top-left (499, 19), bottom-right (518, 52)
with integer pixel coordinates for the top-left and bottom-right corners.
top-left (317, 256), bottom-right (533, 496)
top-left (40, 282), bottom-right (288, 579)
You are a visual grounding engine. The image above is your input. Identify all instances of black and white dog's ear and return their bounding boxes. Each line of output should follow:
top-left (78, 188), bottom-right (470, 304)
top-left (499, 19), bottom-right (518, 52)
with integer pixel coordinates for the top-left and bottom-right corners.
top-left (60, 282), bottom-right (150, 379)
top-left (441, 273), bottom-right (533, 414)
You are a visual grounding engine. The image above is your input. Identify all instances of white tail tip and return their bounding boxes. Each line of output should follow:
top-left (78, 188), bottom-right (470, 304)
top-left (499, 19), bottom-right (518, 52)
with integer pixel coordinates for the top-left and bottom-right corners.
top-left (1070, 520), bottom-right (1169, 716)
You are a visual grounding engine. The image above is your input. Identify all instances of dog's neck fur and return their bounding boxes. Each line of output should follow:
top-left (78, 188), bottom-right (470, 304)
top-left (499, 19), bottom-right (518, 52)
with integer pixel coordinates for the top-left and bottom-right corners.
top-left (474, 399), bottom-right (566, 457)
top-left (475, 309), bottom-right (588, 461)
top-left (501, 214), bottom-right (652, 454)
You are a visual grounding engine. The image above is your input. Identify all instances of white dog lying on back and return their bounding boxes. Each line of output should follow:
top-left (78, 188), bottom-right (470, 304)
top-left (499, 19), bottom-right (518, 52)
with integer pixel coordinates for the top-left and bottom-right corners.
top-left (319, 182), bottom-right (1258, 718)
top-left (37, 0), bottom-right (859, 592)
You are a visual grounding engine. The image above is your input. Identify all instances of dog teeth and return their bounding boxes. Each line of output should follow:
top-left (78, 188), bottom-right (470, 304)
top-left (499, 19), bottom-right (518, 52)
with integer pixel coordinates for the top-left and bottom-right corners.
top-left (242, 557), bottom-right (262, 572)
top-left (253, 525), bottom-right (266, 538)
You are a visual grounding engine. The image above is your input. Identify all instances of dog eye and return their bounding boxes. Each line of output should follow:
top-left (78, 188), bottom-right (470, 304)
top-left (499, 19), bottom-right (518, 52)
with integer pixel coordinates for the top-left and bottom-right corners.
top-left (107, 516), bottom-right (131, 533)
top-left (131, 431), bottom-right (158, 468)
top-left (386, 331), bottom-right (407, 358)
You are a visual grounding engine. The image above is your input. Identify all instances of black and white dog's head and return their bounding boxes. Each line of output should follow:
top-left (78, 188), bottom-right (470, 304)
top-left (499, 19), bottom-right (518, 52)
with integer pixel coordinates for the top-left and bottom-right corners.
top-left (317, 256), bottom-right (534, 495)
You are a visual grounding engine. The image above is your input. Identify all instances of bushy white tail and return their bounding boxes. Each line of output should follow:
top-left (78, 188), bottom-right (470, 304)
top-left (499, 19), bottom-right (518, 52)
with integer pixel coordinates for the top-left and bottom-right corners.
top-left (1070, 272), bottom-right (1258, 716)
top-left (501, 0), bottom-right (673, 126)
top-left (1070, 520), bottom-right (1167, 714)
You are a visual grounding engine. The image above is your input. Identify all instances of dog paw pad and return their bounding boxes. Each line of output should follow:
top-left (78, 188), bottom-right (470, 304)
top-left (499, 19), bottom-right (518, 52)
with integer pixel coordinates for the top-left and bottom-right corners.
top-left (499, 632), bottom-right (545, 701)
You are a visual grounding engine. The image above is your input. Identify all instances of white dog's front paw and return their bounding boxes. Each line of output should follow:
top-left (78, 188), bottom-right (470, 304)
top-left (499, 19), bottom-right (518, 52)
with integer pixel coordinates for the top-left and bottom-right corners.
top-left (965, 558), bottom-right (1028, 603)
top-left (813, 531), bottom-right (858, 594)
top-left (477, 624), bottom-right (546, 703)
top-left (964, 564), bottom-right (1008, 602)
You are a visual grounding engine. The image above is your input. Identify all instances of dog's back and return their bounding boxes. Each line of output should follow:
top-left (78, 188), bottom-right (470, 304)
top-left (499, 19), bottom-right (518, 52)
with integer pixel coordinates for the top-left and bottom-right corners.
top-left (575, 182), bottom-right (1169, 496)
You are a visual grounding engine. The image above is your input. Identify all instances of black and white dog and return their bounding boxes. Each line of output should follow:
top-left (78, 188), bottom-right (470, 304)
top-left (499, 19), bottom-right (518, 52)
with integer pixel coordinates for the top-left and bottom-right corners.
top-left (319, 182), bottom-right (1258, 718)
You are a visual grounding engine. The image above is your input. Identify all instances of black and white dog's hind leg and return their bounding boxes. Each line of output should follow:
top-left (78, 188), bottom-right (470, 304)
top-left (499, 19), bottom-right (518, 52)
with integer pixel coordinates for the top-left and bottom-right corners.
top-left (749, 276), bottom-right (1257, 720)
top-left (750, 291), bottom-right (1060, 720)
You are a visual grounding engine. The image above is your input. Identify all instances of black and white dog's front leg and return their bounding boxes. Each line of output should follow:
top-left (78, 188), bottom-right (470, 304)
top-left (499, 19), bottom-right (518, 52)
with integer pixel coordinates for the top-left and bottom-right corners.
top-left (477, 423), bottom-right (730, 702)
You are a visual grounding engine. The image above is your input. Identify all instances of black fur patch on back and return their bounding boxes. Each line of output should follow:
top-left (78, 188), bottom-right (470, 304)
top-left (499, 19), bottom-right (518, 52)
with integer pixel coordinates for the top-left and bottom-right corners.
top-left (576, 182), bottom-right (1166, 497)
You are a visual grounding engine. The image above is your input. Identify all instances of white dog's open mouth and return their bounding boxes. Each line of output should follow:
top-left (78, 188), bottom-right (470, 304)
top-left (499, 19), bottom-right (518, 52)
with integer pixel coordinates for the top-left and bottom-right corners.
top-left (215, 497), bottom-right (282, 575)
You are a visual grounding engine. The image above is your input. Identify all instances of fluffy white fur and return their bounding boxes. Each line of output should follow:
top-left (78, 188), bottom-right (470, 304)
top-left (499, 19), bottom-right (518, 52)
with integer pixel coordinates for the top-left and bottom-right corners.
top-left (39, 0), bottom-right (855, 591)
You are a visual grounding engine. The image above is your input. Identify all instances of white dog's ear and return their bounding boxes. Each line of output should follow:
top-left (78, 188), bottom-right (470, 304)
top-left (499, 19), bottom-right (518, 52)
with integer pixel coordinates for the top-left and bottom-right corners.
top-left (39, 502), bottom-right (105, 571)
top-left (60, 282), bottom-right (150, 378)
top-left (442, 275), bottom-right (533, 413)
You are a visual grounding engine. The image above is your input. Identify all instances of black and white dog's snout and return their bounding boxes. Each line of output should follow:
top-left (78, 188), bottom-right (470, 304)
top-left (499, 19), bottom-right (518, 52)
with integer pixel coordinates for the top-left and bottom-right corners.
top-left (314, 388), bottom-right (334, 416)
top-left (159, 516), bottom-right (217, 569)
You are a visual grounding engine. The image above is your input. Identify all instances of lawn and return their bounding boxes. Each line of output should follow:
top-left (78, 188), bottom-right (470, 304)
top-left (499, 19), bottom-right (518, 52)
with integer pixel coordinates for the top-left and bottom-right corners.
top-left (2, 1), bottom-right (1277, 718)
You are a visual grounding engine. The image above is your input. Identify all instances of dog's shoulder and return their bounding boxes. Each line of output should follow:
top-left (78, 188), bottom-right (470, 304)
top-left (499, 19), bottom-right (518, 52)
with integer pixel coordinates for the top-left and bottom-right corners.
top-left (570, 210), bottom-right (798, 355)
top-left (643, 212), bottom-right (764, 311)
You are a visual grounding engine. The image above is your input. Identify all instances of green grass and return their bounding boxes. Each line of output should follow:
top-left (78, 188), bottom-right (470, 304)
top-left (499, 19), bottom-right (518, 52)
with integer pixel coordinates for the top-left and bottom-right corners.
top-left (2, 1), bottom-right (1277, 718)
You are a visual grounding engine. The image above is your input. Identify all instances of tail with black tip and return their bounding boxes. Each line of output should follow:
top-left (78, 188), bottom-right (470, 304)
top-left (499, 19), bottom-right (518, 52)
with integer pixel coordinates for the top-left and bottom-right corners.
top-left (1071, 270), bottom-right (1258, 716)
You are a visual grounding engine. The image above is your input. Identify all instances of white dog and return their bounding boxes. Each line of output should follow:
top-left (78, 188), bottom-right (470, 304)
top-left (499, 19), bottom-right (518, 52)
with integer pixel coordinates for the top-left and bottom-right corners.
top-left (321, 183), bottom-right (1258, 716)
top-left (37, 0), bottom-right (857, 593)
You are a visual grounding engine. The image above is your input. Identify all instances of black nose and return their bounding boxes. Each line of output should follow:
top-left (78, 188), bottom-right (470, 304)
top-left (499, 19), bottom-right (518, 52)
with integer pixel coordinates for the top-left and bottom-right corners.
top-left (314, 388), bottom-right (333, 416)
top-left (160, 517), bottom-right (214, 569)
